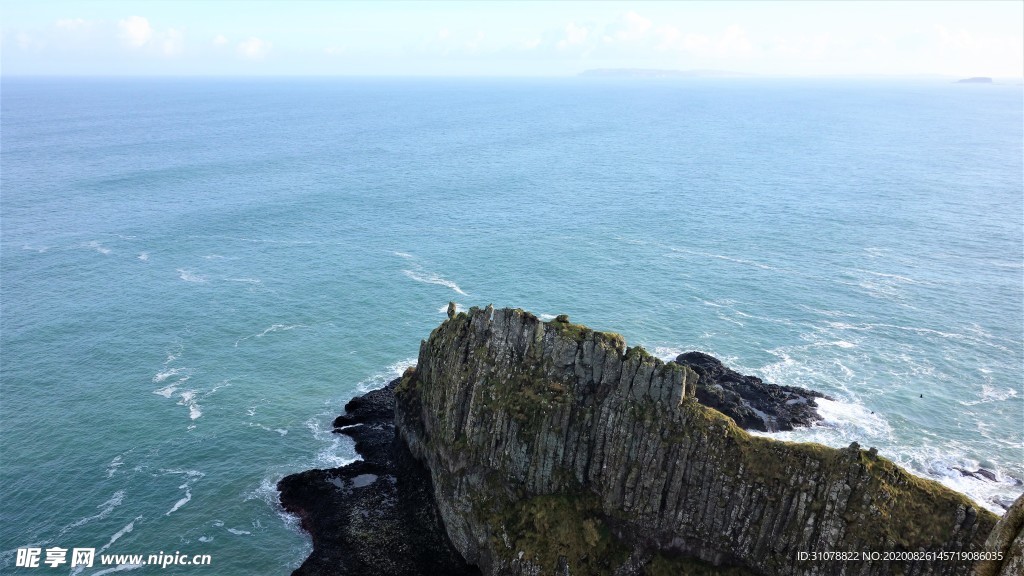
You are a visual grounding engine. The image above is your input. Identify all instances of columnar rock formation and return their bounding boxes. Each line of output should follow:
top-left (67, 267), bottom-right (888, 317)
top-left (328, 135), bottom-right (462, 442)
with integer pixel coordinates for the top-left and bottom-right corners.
top-left (394, 306), bottom-right (998, 576)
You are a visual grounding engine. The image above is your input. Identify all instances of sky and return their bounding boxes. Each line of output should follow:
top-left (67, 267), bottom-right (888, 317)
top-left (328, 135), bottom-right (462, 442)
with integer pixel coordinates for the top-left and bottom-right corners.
top-left (0, 1), bottom-right (1021, 77)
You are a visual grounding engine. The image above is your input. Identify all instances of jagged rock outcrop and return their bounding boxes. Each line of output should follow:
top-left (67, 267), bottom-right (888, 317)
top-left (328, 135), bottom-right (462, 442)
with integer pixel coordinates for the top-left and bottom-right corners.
top-left (675, 351), bottom-right (827, 432)
top-left (394, 306), bottom-right (998, 576)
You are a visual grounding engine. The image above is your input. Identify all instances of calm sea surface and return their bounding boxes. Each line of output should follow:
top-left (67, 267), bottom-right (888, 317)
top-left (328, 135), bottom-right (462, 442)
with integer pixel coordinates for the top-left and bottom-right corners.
top-left (2, 77), bottom-right (1022, 574)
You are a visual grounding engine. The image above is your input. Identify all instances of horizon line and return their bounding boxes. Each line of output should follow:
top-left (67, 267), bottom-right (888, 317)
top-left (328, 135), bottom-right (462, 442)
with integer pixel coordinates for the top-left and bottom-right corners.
top-left (3, 72), bottom-right (1022, 81)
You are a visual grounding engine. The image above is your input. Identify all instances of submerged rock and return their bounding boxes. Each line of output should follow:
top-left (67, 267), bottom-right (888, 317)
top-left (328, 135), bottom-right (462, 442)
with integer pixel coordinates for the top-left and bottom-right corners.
top-left (674, 351), bottom-right (828, 431)
top-left (951, 467), bottom-right (1000, 482)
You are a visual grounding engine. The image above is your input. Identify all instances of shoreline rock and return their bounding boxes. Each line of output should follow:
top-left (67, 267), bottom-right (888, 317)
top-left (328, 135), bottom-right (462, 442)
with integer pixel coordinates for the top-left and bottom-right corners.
top-left (674, 351), bottom-right (828, 431)
top-left (277, 382), bottom-right (478, 576)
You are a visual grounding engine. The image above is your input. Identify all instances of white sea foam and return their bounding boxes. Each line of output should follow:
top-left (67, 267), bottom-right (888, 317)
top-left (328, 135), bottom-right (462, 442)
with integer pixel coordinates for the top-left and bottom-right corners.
top-left (58, 490), bottom-right (126, 536)
top-left (355, 358), bottom-right (417, 393)
top-left (305, 415), bottom-right (358, 468)
top-left (202, 379), bottom-right (233, 398)
top-left (815, 398), bottom-right (893, 438)
top-left (152, 383), bottom-right (179, 398)
top-left (961, 384), bottom-right (1020, 406)
top-left (246, 478), bottom-right (280, 505)
top-left (393, 251), bottom-right (414, 259)
top-left (85, 241), bottom-right (111, 255)
top-left (152, 367), bottom-right (181, 383)
top-left (106, 456), bottom-right (124, 478)
top-left (176, 269), bottom-right (206, 283)
top-left (227, 528), bottom-right (252, 535)
top-left (225, 277), bottom-right (261, 284)
top-left (248, 477), bottom-right (310, 552)
top-left (169, 390), bottom-right (202, 420)
top-left (652, 346), bottom-right (686, 362)
top-left (250, 422), bottom-right (289, 436)
top-left (197, 536), bottom-right (213, 543)
top-left (166, 487), bottom-right (192, 516)
top-left (889, 446), bottom-right (1022, 514)
top-left (402, 269), bottom-right (467, 295)
top-left (137, 252), bottom-right (149, 261)
top-left (667, 246), bottom-right (776, 270)
top-left (537, 313), bottom-right (556, 321)
top-left (235, 323), bottom-right (307, 347)
top-left (752, 396), bottom-right (1022, 513)
top-left (98, 516), bottom-right (142, 553)
top-left (160, 468), bottom-right (205, 478)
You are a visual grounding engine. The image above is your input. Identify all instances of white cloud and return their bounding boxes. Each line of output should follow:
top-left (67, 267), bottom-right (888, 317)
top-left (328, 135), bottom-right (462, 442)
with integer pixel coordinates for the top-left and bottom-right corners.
top-left (465, 31), bottom-right (485, 52)
top-left (654, 24), bottom-right (757, 60)
top-left (655, 25), bottom-right (681, 51)
top-left (716, 25), bottom-right (754, 58)
top-left (520, 37), bottom-right (542, 51)
top-left (55, 18), bottom-right (90, 31)
top-left (437, 28), bottom-right (450, 40)
top-left (15, 32), bottom-right (35, 50)
top-left (931, 24), bottom-right (1023, 76)
top-left (161, 28), bottom-right (184, 56)
top-left (604, 11), bottom-right (652, 43)
top-left (557, 22), bottom-right (589, 50)
top-left (237, 37), bottom-right (271, 60)
top-left (118, 15), bottom-right (152, 47)
top-left (212, 34), bottom-right (228, 46)
top-left (770, 33), bottom-right (831, 60)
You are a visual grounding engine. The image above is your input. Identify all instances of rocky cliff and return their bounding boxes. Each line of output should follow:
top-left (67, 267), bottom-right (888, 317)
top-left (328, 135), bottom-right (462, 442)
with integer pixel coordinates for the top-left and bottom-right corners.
top-left (393, 306), bottom-right (999, 576)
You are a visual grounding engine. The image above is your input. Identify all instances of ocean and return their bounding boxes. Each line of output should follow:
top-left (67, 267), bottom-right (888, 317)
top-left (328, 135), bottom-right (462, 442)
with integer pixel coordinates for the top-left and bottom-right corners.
top-left (1, 77), bottom-right (1021, 574)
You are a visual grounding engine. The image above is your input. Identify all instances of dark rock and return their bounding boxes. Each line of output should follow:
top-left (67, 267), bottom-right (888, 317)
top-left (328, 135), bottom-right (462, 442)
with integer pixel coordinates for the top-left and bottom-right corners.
top-left (673, 351), bottom-right (830, 431)
top-left (330, 385), bottom-right (395, 431)
top-left (976, 468), bottom-right (999, 482)
top-left (953, 467), bottom-right (1000, 482)
top-left (278, 379), bottom-right (479, 576)
top-left (447, 301), bottom-right (457, 319)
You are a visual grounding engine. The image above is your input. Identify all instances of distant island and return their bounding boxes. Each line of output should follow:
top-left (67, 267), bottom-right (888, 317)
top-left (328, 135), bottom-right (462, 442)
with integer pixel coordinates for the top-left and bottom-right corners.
top-left (957, 77), bottom-right (994, 83)
top-left (579, 68), bottom-right (752, 78)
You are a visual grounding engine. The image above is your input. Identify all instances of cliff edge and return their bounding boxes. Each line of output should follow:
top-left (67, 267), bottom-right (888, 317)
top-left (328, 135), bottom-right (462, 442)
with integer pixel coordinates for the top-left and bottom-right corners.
top-left (394, 306), bottom-right (998, 576)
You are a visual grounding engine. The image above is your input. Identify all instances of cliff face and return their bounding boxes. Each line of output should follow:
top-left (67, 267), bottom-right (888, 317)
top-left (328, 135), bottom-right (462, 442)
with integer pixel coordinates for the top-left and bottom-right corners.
top-left (394, 306), bottom-right (997, 576)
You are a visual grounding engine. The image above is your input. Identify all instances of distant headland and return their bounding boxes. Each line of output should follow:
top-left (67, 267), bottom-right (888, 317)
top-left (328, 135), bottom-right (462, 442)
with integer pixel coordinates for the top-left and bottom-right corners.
top-left (957, 77), bottom-right (994, 83)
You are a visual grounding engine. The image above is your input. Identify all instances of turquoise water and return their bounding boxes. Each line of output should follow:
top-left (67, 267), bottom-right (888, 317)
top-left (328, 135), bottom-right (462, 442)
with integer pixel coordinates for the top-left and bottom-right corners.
top-left (1, 78), bottom-right (1021, 574)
